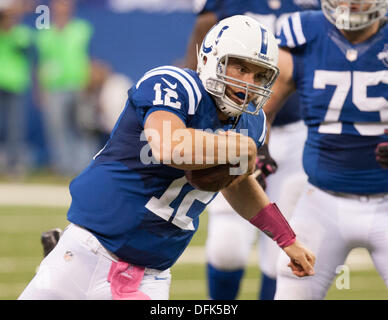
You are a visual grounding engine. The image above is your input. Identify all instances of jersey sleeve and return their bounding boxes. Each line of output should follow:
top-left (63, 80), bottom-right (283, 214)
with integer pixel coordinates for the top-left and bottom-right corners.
top-left (198, 0), bottom-right (218, 14)
top-left (198, 0), bottom-right (246, 20)
top-left (130, 66), bottom-right (202, 126)
top-left (252, 108), bottom-right (267, 149)
top-left (236, 107), bottom-right (267, 150)
top-left (277, 11), bottom-right (321, 85)
top-left (277, 11), bottom-right (318, 49)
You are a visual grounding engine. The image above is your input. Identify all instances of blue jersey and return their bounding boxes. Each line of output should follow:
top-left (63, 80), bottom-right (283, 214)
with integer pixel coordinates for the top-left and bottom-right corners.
top-left (67, 66), bottom-right (267, 270)
top-left (202, 0), bottom-right (320, 126)
top-left (278, 12), bottom-right (388, 194)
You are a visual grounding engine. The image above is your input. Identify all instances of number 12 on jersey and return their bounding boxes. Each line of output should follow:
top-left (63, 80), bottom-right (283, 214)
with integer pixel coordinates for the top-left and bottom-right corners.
top-left (145, 176), bottom-right (215, 230)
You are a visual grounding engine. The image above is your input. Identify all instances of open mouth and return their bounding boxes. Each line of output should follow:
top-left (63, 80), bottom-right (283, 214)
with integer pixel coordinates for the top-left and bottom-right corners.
top-left (235, 92), bottom-right (246, 100)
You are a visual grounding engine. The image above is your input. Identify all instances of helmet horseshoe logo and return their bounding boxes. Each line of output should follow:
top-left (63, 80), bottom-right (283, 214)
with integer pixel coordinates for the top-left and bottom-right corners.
top-left (202, 25), bottom-right (229, 54)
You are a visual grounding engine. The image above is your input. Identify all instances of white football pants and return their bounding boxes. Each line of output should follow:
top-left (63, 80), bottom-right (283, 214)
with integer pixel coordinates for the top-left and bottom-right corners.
top-left (18, 224), bottom-right (171, 300)
top-left (275, 183), bottom-right (388, 300)
top-left (206, 121), bottom-right (307, 277)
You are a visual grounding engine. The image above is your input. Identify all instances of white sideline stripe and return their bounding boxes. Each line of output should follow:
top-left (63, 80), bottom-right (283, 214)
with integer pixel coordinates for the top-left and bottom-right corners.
top-left (0, 247), bottom-right (374, 274)
top-left (0, 184), bottom-right (375, 271)
top-left (0, 183), bottom-right (70, 207)
top-left (0, 257), bottom-right (41, 273)
top-left (177, 246), bottom-right (374, 271)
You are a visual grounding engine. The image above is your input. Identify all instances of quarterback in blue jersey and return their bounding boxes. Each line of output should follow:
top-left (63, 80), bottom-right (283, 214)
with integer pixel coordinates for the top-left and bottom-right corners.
top-left (18, 15), bottom-right (315, 300)
top-left (263, 0), bottom-right (388, 299)
top-left (186, 0), bottom-right (320, 300)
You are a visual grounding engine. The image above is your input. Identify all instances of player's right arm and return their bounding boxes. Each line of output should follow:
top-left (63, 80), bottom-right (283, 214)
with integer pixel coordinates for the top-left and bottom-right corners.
top-left (255, 48), bottom-right (296, 185)
top-left (184, 11), bottom-right (218, 70)
top-left (264, 11), bottom-right (317, 140)
top-left (263, 47), bottom-right (296, 136)
top-left (144, 110), bottom-right (257, 171)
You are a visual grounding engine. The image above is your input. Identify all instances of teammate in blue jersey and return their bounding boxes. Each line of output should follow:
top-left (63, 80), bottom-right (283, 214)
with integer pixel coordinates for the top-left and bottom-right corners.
top-left (18, 15), bottom-right (315, 300)
top-left (262, 0), bottom-right (388, 299)
top-left (185, 0), bottom-right (320, 300)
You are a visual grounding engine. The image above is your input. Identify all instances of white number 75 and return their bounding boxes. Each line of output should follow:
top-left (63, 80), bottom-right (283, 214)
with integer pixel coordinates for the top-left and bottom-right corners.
top-left (314, 70), bottom-right (388, 136)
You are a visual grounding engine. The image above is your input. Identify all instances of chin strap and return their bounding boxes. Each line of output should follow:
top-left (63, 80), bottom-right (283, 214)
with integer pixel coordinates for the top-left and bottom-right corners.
top-left (249, 203), bottom-right (296, 248)
top-left (215, 95), bottom-right (243, 118)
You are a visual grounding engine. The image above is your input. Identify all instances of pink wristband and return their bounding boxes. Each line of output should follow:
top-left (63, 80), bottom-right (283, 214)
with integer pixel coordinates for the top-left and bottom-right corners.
top-left (249, 203), bottom-right (296, 248)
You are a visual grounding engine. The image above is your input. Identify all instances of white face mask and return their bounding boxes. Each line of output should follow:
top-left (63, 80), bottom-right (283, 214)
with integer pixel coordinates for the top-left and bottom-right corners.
top-left (206, 55), bottom-right (278, 117)
top-left (322, 0), bottom-right (388, 31)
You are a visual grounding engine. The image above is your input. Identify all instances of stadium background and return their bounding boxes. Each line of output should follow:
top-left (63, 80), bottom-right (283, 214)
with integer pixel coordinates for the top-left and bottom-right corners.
top-left (1, 0), bottom-right (387, 300)
top-left (23, 0), bottom-right (198, 166)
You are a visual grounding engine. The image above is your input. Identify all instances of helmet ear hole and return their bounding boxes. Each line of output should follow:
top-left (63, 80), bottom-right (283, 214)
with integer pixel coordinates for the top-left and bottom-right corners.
top-left (203, 56), bottom-right (207, 65)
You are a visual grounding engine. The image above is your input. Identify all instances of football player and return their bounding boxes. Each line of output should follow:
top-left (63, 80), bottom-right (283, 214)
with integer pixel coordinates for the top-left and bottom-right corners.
top-left (185, 0), bottom-right (320, 300)
top-left (18, 15), bottom-right (315, 300)
top-left (263, 0), bottom-right (388, 299)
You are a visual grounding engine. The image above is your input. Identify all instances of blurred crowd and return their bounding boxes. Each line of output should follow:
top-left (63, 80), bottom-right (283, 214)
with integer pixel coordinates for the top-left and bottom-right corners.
top-left (0, 0), bottom-right (132, 178)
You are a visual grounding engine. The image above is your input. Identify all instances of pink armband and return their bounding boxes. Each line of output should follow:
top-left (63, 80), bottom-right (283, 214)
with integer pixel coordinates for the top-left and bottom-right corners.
top-left (249, 203), bottom-right (296, 248)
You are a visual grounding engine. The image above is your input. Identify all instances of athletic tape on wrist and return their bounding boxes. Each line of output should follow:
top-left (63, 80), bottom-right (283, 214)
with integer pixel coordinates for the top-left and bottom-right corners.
top-left (249, 203), bottom-right (296, 248)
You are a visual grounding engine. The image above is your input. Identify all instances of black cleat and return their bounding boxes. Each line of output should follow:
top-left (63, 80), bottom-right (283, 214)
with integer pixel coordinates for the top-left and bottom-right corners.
top-left (41, 228), bottom-right (62, 257)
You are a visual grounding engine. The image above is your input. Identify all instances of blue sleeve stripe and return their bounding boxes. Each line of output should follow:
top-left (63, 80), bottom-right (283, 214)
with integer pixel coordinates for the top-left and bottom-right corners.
top-left (151, 66), bottom-right (203, 109)
top-left (136, 67), bottom-right (199, 115)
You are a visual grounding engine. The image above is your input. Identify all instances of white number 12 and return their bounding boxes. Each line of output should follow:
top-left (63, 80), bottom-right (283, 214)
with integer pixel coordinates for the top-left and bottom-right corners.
top-left (145, 176), bottom-right (215, 230)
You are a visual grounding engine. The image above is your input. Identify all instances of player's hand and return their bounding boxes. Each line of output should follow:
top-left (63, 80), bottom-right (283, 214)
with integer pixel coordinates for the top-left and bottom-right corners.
top-left (253, 144), bottom-right (278, 190)
top-left (283, 240), bottom-right (315, 277)
top-left (375, 129), bottom-right (388, 169)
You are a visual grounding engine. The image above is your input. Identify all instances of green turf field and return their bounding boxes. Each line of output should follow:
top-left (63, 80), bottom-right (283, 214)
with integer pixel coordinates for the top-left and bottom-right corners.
top-left (1, 205), bottom-right (387, 300)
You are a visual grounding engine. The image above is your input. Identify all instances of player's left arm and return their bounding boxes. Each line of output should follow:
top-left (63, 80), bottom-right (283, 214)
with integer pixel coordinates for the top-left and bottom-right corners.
top-left (222, 175), bottom-right (316, 277)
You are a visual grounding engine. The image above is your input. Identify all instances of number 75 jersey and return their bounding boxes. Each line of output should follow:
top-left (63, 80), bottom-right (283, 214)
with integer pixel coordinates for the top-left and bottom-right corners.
top-left (278, 11), bottom-right (388, 194)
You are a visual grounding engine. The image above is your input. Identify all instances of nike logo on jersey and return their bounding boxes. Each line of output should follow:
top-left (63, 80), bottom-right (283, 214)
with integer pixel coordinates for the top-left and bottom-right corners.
top-left (154, 276), bottom-right (168, 280)
top-left (161, 77), bottom-right (177, 90)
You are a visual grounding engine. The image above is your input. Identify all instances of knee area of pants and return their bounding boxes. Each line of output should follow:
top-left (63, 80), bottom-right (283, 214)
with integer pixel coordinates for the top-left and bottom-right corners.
top-left (206, 237), bottom-right (250, 270)
top-left (206, 218), bottom-right (253, 270)
top-left (207, 251), bottom-right (248, 270)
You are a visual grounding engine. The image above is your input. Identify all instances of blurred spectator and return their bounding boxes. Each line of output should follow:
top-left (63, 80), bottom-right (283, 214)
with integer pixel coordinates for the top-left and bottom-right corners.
top-left (73, 60), bottom-right (108, 170)
top-left (97, 62), bottom-right (132, 137)
top-left (0, 1), bottom-right (33, 176)
top-left (35, 0), bottom-right (93, 176)
top-left (75, 59), bottom-right (132, 165)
